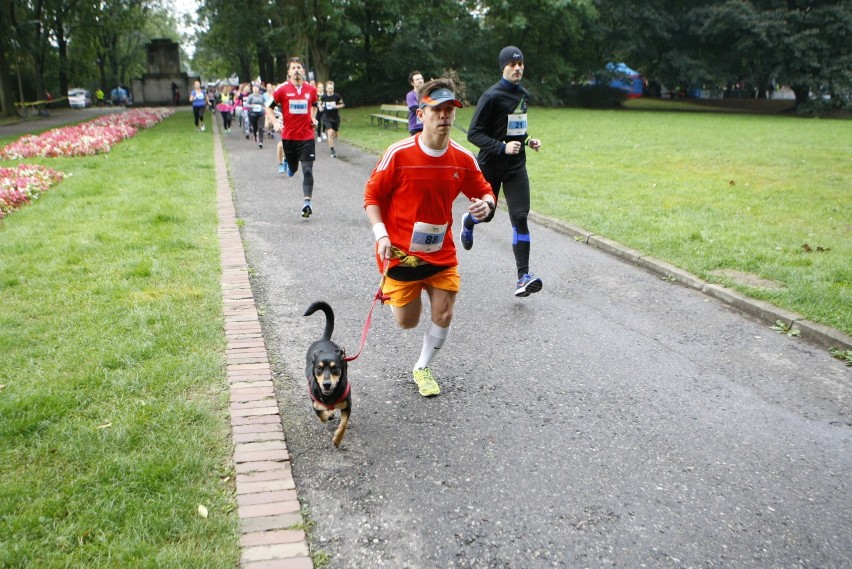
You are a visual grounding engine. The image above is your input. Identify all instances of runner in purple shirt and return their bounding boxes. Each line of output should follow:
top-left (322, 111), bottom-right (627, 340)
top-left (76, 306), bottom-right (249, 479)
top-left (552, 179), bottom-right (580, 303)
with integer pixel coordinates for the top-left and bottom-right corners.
top-left (406, 71), bottom-right (424, 135)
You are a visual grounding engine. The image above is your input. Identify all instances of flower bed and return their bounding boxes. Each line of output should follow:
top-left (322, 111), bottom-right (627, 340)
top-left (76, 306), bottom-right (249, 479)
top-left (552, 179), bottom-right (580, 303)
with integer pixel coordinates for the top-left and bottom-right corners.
top-left (0, 108), bottom-right (175, 160)
top-left (0, 164), bottom-right (66, 219)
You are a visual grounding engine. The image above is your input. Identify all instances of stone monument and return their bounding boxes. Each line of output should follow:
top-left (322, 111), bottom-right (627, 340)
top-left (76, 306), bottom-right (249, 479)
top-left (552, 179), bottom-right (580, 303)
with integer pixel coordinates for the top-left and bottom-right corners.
top-left (130, 38), bottom-right (198, 105)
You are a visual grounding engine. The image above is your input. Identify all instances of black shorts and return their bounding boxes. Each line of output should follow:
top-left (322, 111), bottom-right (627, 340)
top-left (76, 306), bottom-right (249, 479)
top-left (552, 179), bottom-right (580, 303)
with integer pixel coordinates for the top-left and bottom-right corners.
top-left (282, 138), bottom-right (316, 163)
top-left (322, 116), bottom-right (340, 132)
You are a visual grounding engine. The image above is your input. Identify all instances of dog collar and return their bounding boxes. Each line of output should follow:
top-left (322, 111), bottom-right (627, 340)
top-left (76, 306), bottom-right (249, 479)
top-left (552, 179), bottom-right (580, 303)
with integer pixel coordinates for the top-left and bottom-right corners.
top-left (308, 381), bottom-right (350, 411)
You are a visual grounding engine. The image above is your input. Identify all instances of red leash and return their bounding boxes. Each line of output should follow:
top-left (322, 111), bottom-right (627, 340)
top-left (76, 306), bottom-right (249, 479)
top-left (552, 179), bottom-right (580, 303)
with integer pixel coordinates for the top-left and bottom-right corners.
top-left (344, 261), bottom-right (390, 362)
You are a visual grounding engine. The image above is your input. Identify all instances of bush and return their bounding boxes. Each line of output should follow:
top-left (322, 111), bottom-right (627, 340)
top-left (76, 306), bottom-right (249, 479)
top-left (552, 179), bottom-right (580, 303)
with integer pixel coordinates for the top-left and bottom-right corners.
top-left (340, 78), bottom-right (405, 107)
top-left (564, 84), bottom-right (627, 109)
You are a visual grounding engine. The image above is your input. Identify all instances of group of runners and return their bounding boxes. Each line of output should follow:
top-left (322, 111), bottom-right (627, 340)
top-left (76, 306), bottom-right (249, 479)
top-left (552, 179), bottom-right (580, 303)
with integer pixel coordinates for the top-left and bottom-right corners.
top-left (260, 57), bottom-right (346, 218)
top-left (190, 70), bottom-right (345, 220)
top-left (192, 61), bottom-right (345, 219)
top-left (209, 46), bottom-right (543, 397)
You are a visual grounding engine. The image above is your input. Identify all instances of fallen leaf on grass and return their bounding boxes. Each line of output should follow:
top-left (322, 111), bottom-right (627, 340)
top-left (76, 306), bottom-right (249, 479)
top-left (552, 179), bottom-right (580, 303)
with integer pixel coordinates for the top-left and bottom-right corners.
top-left (96, 422), bottom-right (112, 429)
top-left (197, 504), bottom-right (209, 518)
top-left (801, 243), bottom-right (831, 253)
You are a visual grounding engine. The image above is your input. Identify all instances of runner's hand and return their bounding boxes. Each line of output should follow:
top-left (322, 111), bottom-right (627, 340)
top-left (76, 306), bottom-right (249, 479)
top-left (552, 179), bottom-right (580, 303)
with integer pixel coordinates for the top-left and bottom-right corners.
top-left (469, 198), bottom-right (492, 222)
top-left (376, 237), bottom-right (392, 260)
top-left (528, 138), bottom-right (541, 152)
top-left (504, 141), bottom-right (522, 155)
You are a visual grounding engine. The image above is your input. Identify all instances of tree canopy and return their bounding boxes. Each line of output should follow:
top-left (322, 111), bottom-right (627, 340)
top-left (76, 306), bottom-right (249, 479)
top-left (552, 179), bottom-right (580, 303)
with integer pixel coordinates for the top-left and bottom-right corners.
top-left (1, 0), bottom-right (849, 117)
top-left (191, 0), bottom-right (850, 110)
top-left (0, 0), bottom-right (185, 116)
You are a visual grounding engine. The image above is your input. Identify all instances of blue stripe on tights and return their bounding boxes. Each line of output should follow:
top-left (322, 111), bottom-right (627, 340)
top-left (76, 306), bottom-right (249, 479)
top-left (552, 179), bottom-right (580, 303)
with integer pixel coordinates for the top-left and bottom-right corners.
top-left (512, 227), bottom-right (531, 245)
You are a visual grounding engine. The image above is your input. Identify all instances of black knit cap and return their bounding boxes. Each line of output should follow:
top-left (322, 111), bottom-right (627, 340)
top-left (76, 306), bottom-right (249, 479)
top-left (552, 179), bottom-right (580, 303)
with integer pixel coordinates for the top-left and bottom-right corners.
top-left (499, 46), bottom-right (524, 69)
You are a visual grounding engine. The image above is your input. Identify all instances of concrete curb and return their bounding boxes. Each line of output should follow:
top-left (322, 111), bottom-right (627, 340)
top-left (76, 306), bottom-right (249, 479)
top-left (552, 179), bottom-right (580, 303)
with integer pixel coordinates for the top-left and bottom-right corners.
top-left (213, 120), bottom-right (315, 569)
top-left (528, 210), bottom-right (852, 353)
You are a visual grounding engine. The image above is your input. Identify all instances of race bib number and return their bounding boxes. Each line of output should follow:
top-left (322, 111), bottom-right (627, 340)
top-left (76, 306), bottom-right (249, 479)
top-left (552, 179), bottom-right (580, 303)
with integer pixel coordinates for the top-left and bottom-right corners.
top-left (507, 113), bottom-right (527, 136)
top-left (289, 99), bottom-right (308, 114)
top-left (251, 104), bottom-right (263, 113)
top-left (409, 221), bottom-right (448, 253)
top-left (325, 101), bottom-right (336, 110)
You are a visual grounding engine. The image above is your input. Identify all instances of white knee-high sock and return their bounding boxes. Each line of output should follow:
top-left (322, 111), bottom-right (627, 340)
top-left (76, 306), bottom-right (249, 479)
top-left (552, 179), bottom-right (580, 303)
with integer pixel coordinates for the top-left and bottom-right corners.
top-left (415, 322), bottom-right (449, 369)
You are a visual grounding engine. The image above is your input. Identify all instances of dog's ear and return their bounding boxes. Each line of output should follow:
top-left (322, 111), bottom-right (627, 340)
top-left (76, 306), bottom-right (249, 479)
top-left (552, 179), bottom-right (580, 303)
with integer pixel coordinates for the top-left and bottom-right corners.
top-left (306, 351), bottom-right (319, 379)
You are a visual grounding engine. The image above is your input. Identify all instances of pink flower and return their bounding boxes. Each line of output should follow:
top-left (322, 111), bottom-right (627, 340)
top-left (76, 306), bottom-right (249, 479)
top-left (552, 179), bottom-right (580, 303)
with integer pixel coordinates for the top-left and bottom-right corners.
top-left (0, 165), bottom-right (67, 219)
top-left (0, 108), bottom-right (175, 159)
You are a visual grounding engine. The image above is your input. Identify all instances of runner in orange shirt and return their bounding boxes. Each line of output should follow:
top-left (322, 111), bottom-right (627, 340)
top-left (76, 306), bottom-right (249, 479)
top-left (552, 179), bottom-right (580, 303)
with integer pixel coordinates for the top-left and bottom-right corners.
top-left (364, 78), bottom-right (496, 397)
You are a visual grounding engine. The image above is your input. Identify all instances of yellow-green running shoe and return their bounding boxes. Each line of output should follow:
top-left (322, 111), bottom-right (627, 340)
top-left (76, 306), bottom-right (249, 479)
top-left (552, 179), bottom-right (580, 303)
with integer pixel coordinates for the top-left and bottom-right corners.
top-left (413, 367), bottom-right (440, 397)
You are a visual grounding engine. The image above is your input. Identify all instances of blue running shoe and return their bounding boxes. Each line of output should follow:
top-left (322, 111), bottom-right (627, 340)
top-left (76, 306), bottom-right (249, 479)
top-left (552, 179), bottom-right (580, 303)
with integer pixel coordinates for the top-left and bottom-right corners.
top-left (514, 273), bottom-right (543, 297)
top-left (459, 213), bottom-right (474, 250)
top-left (278, 162), bottom-right (287, 174)
top-left (301, 201), bottom-right (313, 218)
top-left (284, 161), bottom-right (295, 177)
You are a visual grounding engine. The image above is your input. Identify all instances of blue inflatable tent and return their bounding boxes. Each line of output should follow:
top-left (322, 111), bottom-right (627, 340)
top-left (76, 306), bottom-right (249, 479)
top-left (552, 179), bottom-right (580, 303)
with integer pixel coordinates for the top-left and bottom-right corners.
top-left (603, 63), bottom-right (644, 98)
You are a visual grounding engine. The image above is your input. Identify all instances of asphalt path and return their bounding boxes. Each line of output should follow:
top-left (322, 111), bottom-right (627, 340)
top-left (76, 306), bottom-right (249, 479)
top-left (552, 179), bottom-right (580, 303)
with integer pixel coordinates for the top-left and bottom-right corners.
top-left (220, 125), bottom-right (850, 568)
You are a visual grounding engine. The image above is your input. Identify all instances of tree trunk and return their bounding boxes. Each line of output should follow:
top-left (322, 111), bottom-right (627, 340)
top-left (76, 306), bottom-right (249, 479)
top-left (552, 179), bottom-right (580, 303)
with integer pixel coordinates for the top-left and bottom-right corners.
top-left (756, 74), bottom-right (770, 100)
top-left (56, 23), bottom-right (69, 105)
top-left (0, 0), bottom-right (19, 116)
top-left (257, 48), bottom-right (273, 85)
top-left (239, 55), bottom-right (251, 85)
top-left (97, 52), bottom-right (107, 92)
top-left (792, 84), bottom-right (809, 108)
top-left (0, 44), bottom-right (19, 117)
top-left (308, 39), bottom-right (327, 83)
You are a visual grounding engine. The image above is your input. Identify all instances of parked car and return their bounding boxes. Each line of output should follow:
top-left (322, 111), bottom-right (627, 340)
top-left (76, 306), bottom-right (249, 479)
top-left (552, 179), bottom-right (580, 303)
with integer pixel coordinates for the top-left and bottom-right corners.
top-left (68, 88), bottom-right (92, 108)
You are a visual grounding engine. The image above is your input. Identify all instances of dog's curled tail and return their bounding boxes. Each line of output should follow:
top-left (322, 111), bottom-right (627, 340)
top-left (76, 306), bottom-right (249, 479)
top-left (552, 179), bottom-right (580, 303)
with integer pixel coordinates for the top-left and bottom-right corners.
top-left (304, 301), bottom-right (334, 341)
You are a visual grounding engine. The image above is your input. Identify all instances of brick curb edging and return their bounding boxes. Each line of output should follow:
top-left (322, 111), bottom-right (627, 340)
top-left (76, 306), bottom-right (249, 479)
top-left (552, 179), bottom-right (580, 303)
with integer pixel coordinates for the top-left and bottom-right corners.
top-left (528, 210), bottom-right (852, 353)
top-left (212, 122), bottom-right (315, 569)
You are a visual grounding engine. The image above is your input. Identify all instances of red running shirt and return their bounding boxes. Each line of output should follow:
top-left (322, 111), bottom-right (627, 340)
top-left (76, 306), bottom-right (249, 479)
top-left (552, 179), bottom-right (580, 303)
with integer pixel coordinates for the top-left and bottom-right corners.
top-left (273, 82), bottom-right (317, 141)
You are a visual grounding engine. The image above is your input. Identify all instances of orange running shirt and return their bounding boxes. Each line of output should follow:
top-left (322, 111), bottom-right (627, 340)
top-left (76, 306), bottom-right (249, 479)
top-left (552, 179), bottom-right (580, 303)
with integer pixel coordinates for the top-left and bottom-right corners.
top-left (364, 134), bottom-right (496, 272)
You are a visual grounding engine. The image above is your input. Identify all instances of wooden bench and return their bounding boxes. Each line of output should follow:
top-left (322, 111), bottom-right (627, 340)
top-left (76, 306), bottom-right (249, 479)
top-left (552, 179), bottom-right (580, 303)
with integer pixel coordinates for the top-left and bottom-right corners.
top-left (370, 104), bottom-right (409, 129)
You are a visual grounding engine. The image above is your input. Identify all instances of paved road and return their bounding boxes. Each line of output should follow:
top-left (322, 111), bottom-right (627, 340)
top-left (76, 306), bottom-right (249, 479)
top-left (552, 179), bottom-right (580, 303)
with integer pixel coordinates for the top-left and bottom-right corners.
top-left (229, 126), bottom-right (850, 567)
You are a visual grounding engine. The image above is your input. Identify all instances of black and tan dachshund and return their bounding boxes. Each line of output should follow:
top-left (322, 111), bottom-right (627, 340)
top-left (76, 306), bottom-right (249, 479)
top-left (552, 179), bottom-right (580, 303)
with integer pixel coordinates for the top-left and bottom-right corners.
top-left (304, 301), bottom-right (351, 448)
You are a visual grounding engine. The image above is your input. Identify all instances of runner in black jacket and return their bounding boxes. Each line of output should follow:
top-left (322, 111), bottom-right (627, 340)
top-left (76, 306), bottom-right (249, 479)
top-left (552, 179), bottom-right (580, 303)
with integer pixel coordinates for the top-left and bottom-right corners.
top-left (465, 46), bottom-right (544, 297)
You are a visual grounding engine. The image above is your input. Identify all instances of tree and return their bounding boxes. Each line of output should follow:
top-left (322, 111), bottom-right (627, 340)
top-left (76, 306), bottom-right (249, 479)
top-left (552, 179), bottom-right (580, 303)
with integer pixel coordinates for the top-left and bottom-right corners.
top-left (593, 0), bottom-right (851, 110)
top-left (0, 0), bottom-right (21, 116)
top-left (689, 1), bottom-right (783, 97)
top-left (476, 0), bottom-right (599, 104)
top-left (189, 0), bottom-right (850, 111)
top-left (775, 0), bottom-right (852, 108)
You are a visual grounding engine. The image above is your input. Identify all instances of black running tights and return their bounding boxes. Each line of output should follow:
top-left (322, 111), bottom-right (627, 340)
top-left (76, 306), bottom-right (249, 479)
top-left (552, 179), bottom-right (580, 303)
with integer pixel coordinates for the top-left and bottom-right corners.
top-left (479, 162), bottom-right (532, 278)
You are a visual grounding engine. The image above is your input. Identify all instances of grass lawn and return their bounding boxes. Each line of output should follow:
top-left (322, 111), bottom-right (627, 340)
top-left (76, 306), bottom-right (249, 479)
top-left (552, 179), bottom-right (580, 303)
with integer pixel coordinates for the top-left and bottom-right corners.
top-left (0, 115), bottom-right (239, 567)
top-left (0, 100), bottom-right (848, 565)
top-left (340, 104), bottom-right (851, 337)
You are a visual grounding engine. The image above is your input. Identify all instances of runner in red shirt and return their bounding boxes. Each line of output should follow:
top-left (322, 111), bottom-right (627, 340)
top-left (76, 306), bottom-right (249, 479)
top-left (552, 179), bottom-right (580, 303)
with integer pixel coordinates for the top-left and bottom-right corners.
top-left (266, 57), bottom-right (319, 218)
top-left (364, 78), bottom-right (496, 397)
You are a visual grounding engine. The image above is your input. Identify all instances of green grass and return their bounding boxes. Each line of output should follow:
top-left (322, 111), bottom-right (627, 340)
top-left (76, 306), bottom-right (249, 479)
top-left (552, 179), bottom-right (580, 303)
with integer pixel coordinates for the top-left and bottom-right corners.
top-left (340, 105), bottom-right (851, 336)
top-left (0, 101), bottom-right (848, 564)
top-left (0, 116), bottom-right (238, 567)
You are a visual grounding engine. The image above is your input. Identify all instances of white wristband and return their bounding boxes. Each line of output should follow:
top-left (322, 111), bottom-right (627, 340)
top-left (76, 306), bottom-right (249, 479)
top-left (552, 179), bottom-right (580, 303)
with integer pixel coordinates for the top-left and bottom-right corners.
top-left (372, 222), bottom-right (389, 242)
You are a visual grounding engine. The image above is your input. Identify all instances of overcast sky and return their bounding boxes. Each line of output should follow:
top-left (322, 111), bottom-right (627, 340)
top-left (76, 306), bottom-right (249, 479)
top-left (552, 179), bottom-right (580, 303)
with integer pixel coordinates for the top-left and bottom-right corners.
top-left (169, 0), bottom-right (200, 57)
